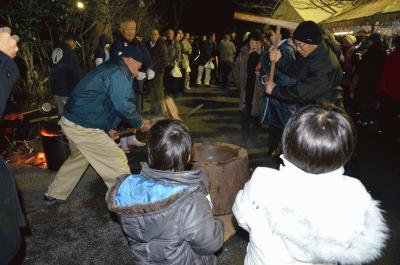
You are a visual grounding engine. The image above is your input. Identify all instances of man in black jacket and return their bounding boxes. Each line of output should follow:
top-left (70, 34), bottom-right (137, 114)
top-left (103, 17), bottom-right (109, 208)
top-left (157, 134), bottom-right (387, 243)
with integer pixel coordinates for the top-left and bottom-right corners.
top-left (50, 33), bottom-right (81, 115)
top-left (267, 21), bottom-right (343, 108)
top-left (146, 29), bottom-right (168, 116)
top-left (0, 26), bottom-right (26, 265)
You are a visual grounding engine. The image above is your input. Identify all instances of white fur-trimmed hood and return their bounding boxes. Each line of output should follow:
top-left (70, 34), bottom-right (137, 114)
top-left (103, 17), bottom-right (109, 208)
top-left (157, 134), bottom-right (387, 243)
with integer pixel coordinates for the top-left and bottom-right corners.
top-left (233, 157), bottom-right (389, 265)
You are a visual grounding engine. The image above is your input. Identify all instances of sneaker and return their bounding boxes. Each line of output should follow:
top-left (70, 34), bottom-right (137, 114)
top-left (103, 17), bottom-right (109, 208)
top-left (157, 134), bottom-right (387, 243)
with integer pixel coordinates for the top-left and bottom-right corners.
top-left (43, 193), bottom-right (57, 205)
top-left (127, 135), bottom-right (146, 147)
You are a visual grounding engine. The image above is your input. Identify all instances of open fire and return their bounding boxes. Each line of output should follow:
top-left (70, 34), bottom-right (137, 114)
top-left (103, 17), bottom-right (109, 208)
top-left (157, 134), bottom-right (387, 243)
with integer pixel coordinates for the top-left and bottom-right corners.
top-left (40, 128), bottom-right (63, 137)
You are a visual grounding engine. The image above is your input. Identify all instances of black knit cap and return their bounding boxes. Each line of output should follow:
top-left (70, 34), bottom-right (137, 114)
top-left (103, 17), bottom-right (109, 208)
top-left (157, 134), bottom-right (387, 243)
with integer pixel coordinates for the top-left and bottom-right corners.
top-left (293, 21), bottom-right (322, 45)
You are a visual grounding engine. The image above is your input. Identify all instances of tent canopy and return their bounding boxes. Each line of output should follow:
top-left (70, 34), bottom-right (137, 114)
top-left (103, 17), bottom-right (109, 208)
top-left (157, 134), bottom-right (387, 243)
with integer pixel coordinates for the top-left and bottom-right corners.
top-left (322, 0), bottom-right (400, 25)
top-left (272, 0), bottom-right (348, 23)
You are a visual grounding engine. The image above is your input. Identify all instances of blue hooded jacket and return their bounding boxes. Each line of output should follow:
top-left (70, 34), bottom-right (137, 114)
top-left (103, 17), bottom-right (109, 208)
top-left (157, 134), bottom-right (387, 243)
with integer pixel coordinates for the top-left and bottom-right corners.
top-left (62, 59), bottom-right (143, 131)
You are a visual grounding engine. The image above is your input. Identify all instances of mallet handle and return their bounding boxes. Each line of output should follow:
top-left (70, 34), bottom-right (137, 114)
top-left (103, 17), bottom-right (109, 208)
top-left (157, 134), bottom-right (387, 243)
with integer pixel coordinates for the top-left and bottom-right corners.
top-left (269, 26), bottom-right (281, 84)
top-left (233, 12), bottom-right (299, 30)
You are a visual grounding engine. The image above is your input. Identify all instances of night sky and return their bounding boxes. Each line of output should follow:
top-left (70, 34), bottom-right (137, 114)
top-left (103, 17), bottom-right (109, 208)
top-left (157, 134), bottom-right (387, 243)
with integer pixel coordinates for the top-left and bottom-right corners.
top-left (156, 0), bottom-right (262, 37)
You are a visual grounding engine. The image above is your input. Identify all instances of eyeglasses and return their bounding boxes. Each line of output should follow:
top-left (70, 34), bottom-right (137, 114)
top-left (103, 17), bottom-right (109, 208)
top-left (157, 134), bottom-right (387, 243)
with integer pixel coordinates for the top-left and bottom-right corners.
top-left (295, 41), bottom-right (306, 48)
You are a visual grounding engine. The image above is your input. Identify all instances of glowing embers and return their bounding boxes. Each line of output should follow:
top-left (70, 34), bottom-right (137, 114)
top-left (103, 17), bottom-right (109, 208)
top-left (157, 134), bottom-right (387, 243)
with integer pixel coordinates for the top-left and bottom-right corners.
top-left (40, 128), bottom-right (63, 137)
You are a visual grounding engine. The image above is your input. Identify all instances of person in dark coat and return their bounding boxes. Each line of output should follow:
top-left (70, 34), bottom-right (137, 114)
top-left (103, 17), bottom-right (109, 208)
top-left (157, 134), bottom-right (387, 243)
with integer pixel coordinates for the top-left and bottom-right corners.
top-left (146, 29), bottom-right (169, 116)
top-left (50, 32), bottom-right (81, 115)
top-left (0, 26), bottom-right (26, 265)
top-left (267, 21), bottom-right (343, 108)
top-left (354, 33), bottom-right (387, 126)
top-left (377, 35), bottom-right (400, 139)
top-left (94, 33), bottom-right (112, 66)
top-left (196, 35), bottom-right (213, 87)
top-left (107, 119), bottom-right (224, 265)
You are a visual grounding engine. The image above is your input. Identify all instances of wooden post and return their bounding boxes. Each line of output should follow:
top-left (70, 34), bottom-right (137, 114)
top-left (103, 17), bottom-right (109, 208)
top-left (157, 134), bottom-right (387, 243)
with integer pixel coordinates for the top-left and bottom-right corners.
top-left (268, 26), bottom-right (281, 84)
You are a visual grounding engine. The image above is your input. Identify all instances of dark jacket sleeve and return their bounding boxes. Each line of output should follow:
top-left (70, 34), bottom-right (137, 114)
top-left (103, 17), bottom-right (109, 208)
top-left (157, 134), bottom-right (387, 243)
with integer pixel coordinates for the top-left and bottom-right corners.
top-left (109, 41), bottom-right (124, 62)
top-left (180, 192), bottom-right (224, 255)
top-left (0, 51), bottom-right (20, 116)
top-left (67, 52), bottom-right (81, 89)
top-left (0, 157), bottom-right (26, 265)
top-left (138, 42), bottom-right (153, 71)
top-left (276, 52), bottom-right (303, 78)
top-left (108, 70), bottom-right (143, 128)
top-left (272, 55), bottom-right (335, 104)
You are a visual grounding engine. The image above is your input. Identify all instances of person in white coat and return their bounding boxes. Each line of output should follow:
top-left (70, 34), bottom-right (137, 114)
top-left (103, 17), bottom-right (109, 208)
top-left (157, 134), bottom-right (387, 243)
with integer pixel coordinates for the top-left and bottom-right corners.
top-left (233, 104), bottom-right (388, 265)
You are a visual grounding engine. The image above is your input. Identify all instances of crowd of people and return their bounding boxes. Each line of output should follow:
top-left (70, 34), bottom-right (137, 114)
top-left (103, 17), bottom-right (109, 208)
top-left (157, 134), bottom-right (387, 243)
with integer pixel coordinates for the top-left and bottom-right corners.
top-left (1, 16), bottom-right (397, 264)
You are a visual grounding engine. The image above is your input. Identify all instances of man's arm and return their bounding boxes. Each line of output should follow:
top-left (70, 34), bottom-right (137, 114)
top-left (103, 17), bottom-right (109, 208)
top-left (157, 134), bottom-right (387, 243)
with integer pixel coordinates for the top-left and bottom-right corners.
top-left (271, 57), bottom-right (333, 104)
top-left (0, 51), bottom-right (20, 116)
top-left (275, 52), bottom-right (303, 77)
top-left (109, 71), bottom-right (143, 128)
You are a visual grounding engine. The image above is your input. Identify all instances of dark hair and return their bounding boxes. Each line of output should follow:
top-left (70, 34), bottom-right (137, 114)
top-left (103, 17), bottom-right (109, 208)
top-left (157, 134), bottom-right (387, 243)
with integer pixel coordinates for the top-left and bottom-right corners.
top-left (270, 26), bottom-right (291, 40)
top-left (148, 119), bottom-right (193, 172)
top-left (282, 104), bottom-right (355, 174)
top-left (248, 31), bottom-right (262, 42)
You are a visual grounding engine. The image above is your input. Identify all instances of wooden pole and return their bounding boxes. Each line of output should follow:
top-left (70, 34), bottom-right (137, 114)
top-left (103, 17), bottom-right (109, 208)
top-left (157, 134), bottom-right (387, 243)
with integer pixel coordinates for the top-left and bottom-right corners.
top-left (233, 12), bottom-right (299, 31)
top-left (268, 26), bottom-right (281, 84)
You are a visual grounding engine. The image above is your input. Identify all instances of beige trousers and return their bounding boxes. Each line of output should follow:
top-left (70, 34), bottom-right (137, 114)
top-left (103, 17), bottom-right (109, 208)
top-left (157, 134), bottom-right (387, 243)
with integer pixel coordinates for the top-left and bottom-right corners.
top-left (47, 117), bottom-right (131, 200)
top-left (196, 65), bottom-right (211, 86)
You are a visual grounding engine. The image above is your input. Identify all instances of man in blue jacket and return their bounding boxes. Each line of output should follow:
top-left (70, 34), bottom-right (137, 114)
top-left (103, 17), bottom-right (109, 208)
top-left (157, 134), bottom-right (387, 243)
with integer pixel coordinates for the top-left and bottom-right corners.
top-left (110, 18), bottom-right (154, 150)
top-left (44, 45), bottom-right (151, 203)
top-left (50, 33), bottom-right (81, 115)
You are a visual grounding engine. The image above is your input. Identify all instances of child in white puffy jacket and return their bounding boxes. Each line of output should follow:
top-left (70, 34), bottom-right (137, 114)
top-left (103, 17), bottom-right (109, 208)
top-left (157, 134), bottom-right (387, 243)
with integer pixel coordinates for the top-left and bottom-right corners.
top-left (233, 104), bottom-right (388, 265)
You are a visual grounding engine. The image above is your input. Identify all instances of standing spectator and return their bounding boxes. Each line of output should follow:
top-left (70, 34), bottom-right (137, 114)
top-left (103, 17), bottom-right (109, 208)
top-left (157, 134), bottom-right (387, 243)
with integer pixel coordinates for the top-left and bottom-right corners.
top-left (377, 35), bottom-right (400, 139)
top-left (231, 31), bottom-right (239, 51)
top-left (189, 35), bottom-right (200, 87)
top-left (94, 33), bottom-right (112, 66)
top-left (353, 33), bottom-right (387, 126)
top-left (107, 119), bottom-right (223, 265)
top-left (110, 18), bottom-right (154, 151)
top-left (219, 34), bottom-right (236, 90)
top-left (146, 29), bottom-right (168, 116)
top-left (235, 31), bottom-right (263, 126)
top-left (164, 29), bottom-right (182, 97)
top-left (50, 32), bottom-right (81, 115)
top-left (233, 105), bottom-right (388, 265)
top-left (340, 34), bottom-right (357, 107)
top-left (43, 48), bottom-right (151, 204)
top-left (266, 21), bottom-right (343, 108)
top-left (175, 31), bottom-right (185, 94)
top-left (0, 26), bottom-right (26, 265)
top-left (196, 35), bottom-right (213, 87)
top-left (181, 32), bottom-right (192, 90)
top-left (209, 33), bottom-right (219, 84)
